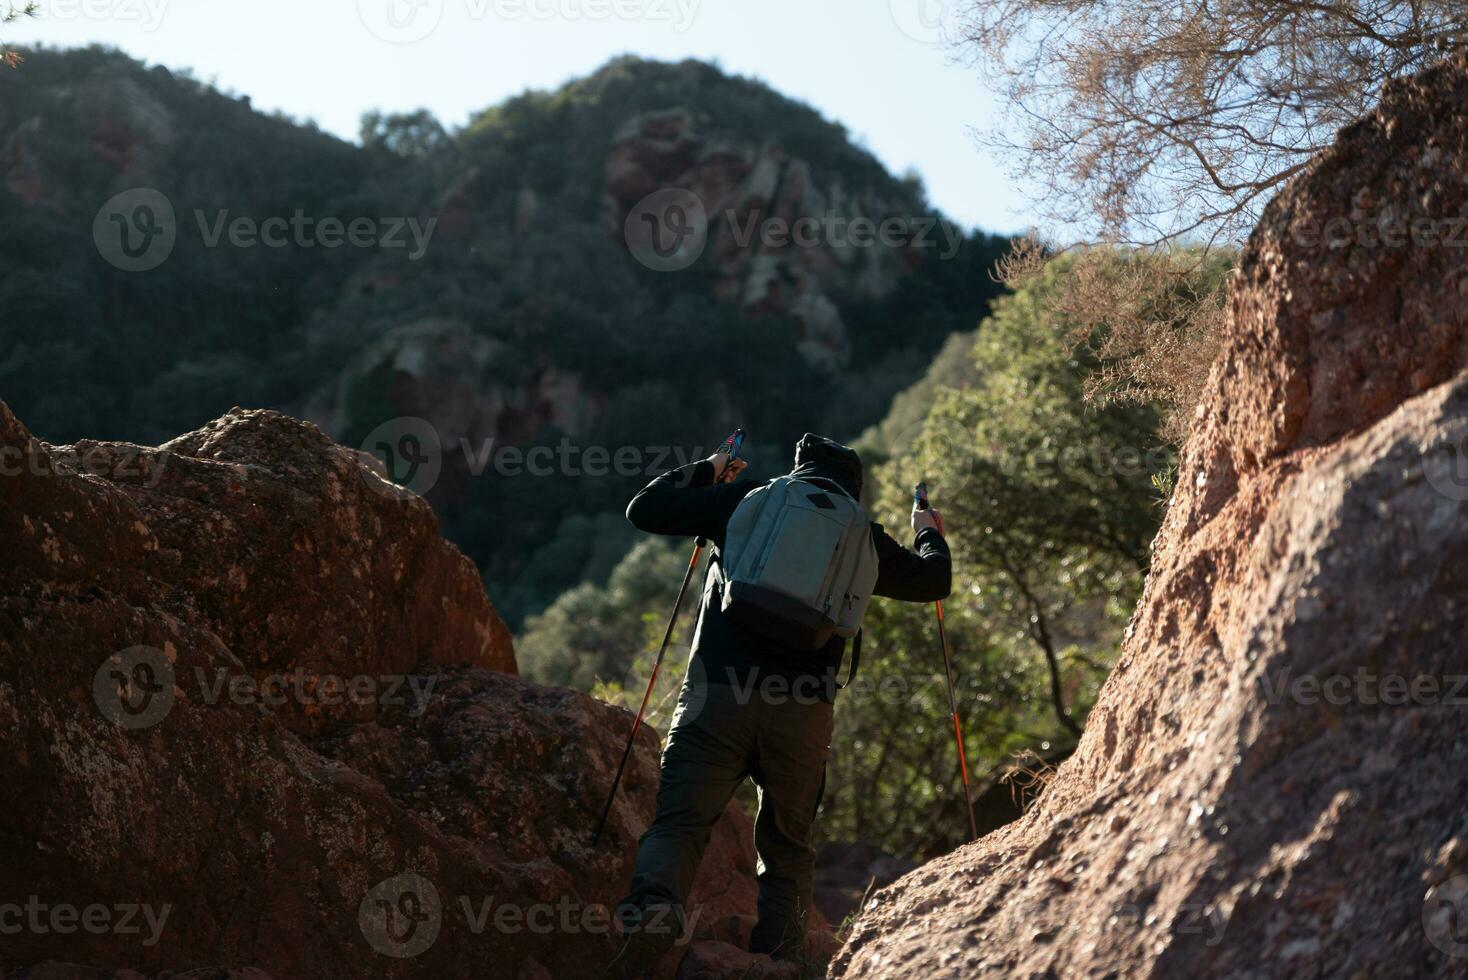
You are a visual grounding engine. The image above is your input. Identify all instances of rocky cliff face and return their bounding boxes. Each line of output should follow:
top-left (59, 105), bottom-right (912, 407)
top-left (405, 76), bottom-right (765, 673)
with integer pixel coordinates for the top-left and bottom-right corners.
top-left (0, 401), bottom-right (824, 978)
top-left (311, 98), bottom-right (940, 466)
top-left (605, 106), bottom-right (927, 371)
top-left (832, 55), bottom-right (1468, 979)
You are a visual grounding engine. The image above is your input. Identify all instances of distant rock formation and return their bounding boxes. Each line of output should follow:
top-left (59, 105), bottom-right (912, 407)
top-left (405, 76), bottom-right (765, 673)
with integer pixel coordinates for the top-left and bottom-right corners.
top-left (605, 107), bottom-right (929, 372)
top-left (3, 73), bottom-right (174, 207)
top-left (832, 54), bottom-right (1468, 980)
top-left (303, 317), bottom-right (604, 504)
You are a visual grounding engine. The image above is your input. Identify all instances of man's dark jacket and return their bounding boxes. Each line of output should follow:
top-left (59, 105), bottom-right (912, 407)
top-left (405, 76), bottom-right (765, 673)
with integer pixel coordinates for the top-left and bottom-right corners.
top-left (626, 434), bottom-right (952, 698)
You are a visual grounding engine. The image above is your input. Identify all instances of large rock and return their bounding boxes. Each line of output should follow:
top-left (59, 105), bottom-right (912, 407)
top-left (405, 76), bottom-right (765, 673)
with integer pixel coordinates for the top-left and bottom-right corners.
top-left (0, 402), bottom-right (818, 978)
top-left (831, 55), bottom-right (1468, 979)
top-left (0, 403), bottom-right (514, 734)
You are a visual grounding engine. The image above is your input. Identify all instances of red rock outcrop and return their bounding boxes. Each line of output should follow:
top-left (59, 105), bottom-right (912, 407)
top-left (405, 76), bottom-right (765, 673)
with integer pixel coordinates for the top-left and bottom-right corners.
top-left (302, 318), bottom-right (606, 507)
top-left (0, 402), bottom-right (822, 978)
top-left (2, 71), bottom-right (175, 208)
top-left (606, 108), bottom-right (931, 371)
top-left (832, 55), bottom-right (1468, 979)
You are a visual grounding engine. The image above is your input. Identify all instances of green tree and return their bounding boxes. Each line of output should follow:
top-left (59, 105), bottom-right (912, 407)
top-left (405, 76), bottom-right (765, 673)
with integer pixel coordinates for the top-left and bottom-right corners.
top-left (518, 536), bottom-right (685, 694)
top-left (821, 251), bottom-right (1221, 857)
top-left (360, 109), bottom-right (449, 160)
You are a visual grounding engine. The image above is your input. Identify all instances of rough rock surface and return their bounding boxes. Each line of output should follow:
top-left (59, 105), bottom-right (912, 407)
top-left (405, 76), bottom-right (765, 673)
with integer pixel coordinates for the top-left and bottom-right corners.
top-left (1, 403), bottom-right (514, 731)
top-left (0, 403), bottom-right (823, 978)
top-left (832, 55), bottom-right (1468, 979)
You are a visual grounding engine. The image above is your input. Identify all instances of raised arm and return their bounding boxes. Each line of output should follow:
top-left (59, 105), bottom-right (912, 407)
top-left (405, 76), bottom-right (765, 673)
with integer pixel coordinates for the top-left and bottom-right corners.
top-left (872, 523), bottom-right (952, 602)
top-left (625, 459), bottom-right (751, 544)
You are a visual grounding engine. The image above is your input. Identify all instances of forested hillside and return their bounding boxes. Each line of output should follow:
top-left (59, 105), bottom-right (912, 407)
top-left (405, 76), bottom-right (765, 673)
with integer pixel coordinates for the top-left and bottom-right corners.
top-left (0, 47), bottom-right (1010, 622)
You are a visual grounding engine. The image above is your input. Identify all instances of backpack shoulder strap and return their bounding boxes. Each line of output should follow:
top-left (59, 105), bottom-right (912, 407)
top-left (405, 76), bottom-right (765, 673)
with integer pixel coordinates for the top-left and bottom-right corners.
top-left (794, 475), bottom-right (857, 502)
top-left (837, 628), bottom-right (861, 689)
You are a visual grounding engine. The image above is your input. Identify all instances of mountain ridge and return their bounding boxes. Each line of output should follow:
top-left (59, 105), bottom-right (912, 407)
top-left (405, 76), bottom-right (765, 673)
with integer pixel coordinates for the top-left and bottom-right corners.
top-left (0, 45), bottom-right (1010, 623)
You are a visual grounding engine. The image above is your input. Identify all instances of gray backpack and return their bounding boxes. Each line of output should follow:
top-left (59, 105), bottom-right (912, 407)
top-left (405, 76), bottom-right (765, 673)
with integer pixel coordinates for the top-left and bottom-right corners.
top-left (718, 475), bottom-right (880, 651)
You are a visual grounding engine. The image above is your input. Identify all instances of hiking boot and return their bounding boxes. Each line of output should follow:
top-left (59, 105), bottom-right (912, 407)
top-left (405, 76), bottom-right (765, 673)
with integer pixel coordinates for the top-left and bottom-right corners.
top-left (602, 926), bottom-right (679, 980)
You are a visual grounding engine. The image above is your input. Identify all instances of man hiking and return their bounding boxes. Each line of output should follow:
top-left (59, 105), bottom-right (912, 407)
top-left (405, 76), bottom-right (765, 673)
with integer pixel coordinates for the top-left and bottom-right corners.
top-left (605, 433), bottom-right (951, 978)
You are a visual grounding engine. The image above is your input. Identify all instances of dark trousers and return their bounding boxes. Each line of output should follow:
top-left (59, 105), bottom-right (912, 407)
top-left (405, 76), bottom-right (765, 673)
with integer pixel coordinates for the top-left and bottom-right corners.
top-left (616, 676), bottom-right (833, 960)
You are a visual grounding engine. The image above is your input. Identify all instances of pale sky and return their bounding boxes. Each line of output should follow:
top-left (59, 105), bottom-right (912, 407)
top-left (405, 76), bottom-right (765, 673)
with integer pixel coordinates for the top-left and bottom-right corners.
top-left (9, 0), bottom-right (1029, 233)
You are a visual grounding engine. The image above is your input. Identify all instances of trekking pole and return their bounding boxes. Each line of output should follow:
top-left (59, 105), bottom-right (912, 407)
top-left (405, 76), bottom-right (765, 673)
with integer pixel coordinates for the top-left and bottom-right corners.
top-left (916, 482), bottom-right (978, 842)
top-left (592, 429), bottom-right (745, 846)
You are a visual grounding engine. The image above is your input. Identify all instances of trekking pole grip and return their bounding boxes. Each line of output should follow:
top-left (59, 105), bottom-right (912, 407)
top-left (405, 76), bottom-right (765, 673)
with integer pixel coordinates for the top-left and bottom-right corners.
top-left (700, 428), bottom-right (745, 545)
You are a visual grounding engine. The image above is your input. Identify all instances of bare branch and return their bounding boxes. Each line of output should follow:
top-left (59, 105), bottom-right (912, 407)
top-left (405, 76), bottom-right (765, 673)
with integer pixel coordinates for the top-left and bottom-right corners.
top-left (958, 0), bottom-right (1467, 245)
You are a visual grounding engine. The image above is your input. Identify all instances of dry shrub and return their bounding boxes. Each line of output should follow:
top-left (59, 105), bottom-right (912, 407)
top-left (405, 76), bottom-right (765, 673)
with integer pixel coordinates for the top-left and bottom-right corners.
top-left (1001, 750), bottom-right (1060, 815)
top-left (999, 241), bottom-right (1234, 445)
